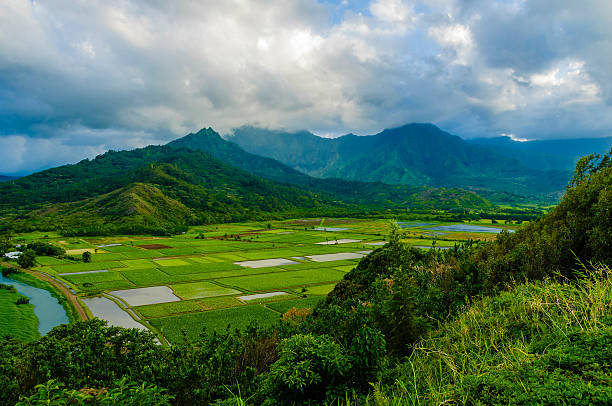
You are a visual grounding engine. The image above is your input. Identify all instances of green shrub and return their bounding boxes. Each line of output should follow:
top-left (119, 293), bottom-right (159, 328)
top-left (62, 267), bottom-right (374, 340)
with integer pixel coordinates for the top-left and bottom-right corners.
top-left (16, 250), bottom-right (36, 269)
top-left (16, 297), bottom-right (30, 305)
top-left (457, 328), bottom-right (612, 405)
top-left (16, 378), bottom-right (173, 405)
top-left (264, 334), bottom-right (351, 405)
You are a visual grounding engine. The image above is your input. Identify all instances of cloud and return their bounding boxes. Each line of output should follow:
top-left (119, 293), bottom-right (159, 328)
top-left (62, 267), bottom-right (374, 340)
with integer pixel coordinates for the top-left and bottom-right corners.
top-left (1, 0), bottom-right (612, 174)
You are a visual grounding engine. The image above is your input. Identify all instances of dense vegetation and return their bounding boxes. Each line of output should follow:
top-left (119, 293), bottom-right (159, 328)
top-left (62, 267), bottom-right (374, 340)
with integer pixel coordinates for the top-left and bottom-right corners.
top-left (170, 127), bottom-right (493, 209)
top-left (230, 123), bottom-right (572, 202)
top-left (0, 284), bottom-right (39, 342)
top-left (468, 134), bottom-right (612, 171)
top-left (0, 150), bottom-right (610, 404)
top-left (0, 131), bottom-right (492, 236)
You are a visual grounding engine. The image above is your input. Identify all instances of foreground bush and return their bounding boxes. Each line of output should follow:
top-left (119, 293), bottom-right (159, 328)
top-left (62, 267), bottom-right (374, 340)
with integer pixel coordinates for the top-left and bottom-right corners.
top-left (16, 378), bottom-right (172, 405)
top-left (377, 264), bottom-right (612, 405)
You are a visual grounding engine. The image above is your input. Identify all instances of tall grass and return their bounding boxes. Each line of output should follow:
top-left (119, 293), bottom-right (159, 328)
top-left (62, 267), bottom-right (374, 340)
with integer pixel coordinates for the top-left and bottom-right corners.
top-left (352, 264), bottom-right (612, 405)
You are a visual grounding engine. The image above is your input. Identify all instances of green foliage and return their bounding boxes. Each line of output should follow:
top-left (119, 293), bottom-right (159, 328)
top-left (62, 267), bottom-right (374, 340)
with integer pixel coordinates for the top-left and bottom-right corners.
top-left (385, 265), bottom-right (612, 405)
top-left (472, 148), bottom-right (612, 287)
top-left (230, 124), bottom-right (569, 202)
top-left (263, 334), bottom-right (351, 405)
top-left (82, 251), bottom-right (92, 263)
top-left (16, 296), bottom-right (30, 305)
top-left (17, 249), bottom-right (37, 268)
top-left (457, 328), bottom-right (612, 405)
top-left (16, 378), bottom-right (173, 405)
top-left (27, 241), bottom-right (65, 257)
top-left (1, 265), bottom-right (18, 277)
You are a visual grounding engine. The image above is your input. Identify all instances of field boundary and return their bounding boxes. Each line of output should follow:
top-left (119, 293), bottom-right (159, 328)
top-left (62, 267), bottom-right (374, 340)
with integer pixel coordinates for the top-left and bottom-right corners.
top-left (2, 261), bottom-right (88, 322)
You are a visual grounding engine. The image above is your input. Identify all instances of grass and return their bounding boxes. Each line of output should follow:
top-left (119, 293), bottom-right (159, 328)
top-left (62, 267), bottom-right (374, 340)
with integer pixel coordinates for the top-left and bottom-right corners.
top-left (120, 268), bottom-right (174, 286)
top-left (52, 261), bottom-right (125, 273)
top-left (121, 259), bottom-right (158, 269)
top-left (222, 268), bottom-right (346, 291)
top-left (171, 281), bottom-right (241, 299)
top-left (135, 300), bottom-right (202, 318)
top-left (90, 252), bottom-right (127, 262)
top-left (150, 305), bottom-right (280, 342)
top-left (369, 264), bottom-right (612, 405)
top-left (198, 296), bottom-right (244, 310)
top-left (0, 285), bottom-right (40, 341)
top-left (36, 256), bottom-right (71, 266)
top-left (154, 258), bottom-right (191, 267)
top-left (61, 271), bottom-right (128, 285)
top-left (266, 296), bottom-right (324, 314)
top-left (303, 283), bottom-right (337, 295)
top-left (78, 280), bottom-right (134, 292)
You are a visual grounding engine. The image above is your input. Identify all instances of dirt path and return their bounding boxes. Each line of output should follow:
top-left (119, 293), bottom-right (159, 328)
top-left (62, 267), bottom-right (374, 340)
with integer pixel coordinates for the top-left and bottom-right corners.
top-left (2, 261), bottom-right (88, 321)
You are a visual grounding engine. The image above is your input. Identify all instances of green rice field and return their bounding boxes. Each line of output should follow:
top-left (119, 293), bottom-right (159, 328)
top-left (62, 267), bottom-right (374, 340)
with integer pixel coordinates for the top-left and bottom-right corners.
top-left (24, 217), bottom-right (518, 344)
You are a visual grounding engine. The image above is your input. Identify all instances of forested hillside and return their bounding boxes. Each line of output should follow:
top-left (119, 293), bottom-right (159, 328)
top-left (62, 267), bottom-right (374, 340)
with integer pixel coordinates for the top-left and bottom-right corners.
top-left (169, 127), bottom-right (491, 209)
top-left (0, 147), bottom-right (336, 235)
top-left (1, 151), bottom-right (610, 405)
top-left (230, 123), bottom-right (572, 202)
top-left (468, 135), bottom-right (612, 171)
top-left (0, 131), bottom-right (491, 235)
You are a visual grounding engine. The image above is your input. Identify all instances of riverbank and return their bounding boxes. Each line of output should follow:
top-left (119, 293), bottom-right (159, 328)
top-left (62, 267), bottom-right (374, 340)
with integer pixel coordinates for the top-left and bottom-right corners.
top-left (2, 261), bottom-right (86, 324)
top-left (0, 283), bottom-right (39, 341)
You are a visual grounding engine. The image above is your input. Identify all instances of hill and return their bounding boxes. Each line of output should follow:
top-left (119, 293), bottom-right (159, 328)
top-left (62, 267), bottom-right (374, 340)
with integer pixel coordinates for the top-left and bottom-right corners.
top-left (168, 127), bottom-right (492, 209)
top-left (0, 147), bottom-right (340, 234)
top-left (468, 135), bottom-right (612, 171)
top-left (229, 123), bottom-right (572, 201)
top-left (0, 175), bottom-right (18, 182)
top-left (2, 151), bottom-right (611, 405)
top-left (0, 137), bottom-right (490, 234)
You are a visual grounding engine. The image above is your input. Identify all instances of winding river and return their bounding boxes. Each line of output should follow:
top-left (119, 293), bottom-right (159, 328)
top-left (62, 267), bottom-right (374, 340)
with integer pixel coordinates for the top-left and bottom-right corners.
top-left (0, 274), bottom-right (69, 335)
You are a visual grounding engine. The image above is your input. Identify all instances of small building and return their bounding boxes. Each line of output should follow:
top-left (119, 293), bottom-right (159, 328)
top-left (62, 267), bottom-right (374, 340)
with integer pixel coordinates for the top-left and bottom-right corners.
top-left (4, 251), bottom-right (22, 260)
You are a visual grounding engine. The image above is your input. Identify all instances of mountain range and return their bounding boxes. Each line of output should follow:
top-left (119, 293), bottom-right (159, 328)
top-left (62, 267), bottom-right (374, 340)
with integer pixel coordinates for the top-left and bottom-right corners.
top-left (467, 135), bottom-right (612, 171)
top-left (229, 123), bottom-right (610, 201)
top-left (0, 175), bottom-right (18, 182)
top-left (2, 122), bottom-right (607, 235)
top-left (0, 129), bottom-right (489, 235)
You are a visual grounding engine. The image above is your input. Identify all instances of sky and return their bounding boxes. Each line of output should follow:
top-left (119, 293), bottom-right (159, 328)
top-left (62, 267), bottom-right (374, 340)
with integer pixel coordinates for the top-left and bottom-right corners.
top-left (2, 0), bottom-right (612, 175)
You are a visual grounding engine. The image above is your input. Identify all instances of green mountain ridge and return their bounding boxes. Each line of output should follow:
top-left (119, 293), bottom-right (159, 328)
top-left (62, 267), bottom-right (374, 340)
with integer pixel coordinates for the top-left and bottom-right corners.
top-left (0, 147), bottom-right (340, 234)
top-left (467, 135), bottom-right (612, 171)
top-left (0, 175), bottom-right (18, 182)
top-left (229, 123), bottom-right (572, 201)
top-left (0, 136), bottom-right (490, 235)
top-left (168, 127), bottom-right (492, 209)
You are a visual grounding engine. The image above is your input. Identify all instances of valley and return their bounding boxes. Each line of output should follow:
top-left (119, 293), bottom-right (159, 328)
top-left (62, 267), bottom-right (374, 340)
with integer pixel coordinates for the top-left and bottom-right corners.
top-left (8, 217), bottom-right (520, 344)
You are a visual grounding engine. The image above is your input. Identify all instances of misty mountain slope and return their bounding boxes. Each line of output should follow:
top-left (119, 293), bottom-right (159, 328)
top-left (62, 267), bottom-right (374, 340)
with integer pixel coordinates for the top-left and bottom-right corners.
top-left (230, 123), bottom-right (571, 200)
top-left (0, 134), bottom-right (492, 234)
top-left (467, 136), bottom-right (612, 171)
top-left (0, 145), bottom-right (324, 211)
top-left (16, 161), bottom-right (331, 235)
top-left (0, 146), bottom-right (342, 234)
top-left (167, 127), bottom-right (492, 209)
top-left (0, 175), bottom-right (18, 182)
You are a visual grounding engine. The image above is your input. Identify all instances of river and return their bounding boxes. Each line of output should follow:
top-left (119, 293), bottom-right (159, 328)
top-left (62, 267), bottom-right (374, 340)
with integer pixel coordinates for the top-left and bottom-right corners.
top-left (0, 274), bottom-right (69, 335)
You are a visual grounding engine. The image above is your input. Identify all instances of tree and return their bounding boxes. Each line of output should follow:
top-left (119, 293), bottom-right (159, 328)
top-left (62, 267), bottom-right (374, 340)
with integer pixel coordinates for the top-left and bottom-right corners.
top-left (264, 334), bottom-right (351, 405)
top-left (82, 251), bottom-right (92, 263)
top-left (16, 250), bottom-right (36, 269)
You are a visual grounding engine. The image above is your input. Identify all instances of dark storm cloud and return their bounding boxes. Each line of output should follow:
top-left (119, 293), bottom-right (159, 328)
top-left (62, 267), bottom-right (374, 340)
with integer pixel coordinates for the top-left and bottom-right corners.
top-left (1, 0), bottom-right (612, 174)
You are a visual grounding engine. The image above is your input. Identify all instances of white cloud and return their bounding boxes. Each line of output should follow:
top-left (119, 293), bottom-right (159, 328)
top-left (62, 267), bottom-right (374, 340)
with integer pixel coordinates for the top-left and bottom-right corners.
top-left (1, 0), bottom-right (612, 174)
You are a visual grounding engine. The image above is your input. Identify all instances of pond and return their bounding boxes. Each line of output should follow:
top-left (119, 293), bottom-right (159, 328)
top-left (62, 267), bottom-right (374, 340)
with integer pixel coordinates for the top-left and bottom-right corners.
top-left (397, 222), bottom-right (436, 228)
top-left (425, 224), bottom-right (515, 233)
top-left (0, 274), bottom-right (69, 335)
top-left (82, 296), bottom-right (147, 330)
